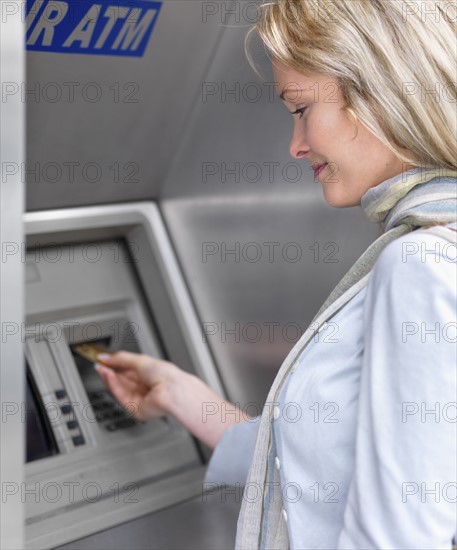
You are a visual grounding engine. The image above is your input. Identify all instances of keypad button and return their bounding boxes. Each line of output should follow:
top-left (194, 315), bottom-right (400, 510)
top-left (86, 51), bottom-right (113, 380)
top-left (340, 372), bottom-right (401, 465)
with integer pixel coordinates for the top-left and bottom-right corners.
top-left (115, 418), bottom-right (137, 429)
top-left (72, 435), bottom-right (85, 446)
top-left (88, 391), bottom-right (105, 400)
top-left (61, 404), bottom-right (73, 415)
top-left (55, 389), bottom-right (67, 399)
top-left (67, 420), bottom-right (78, 430)
top-left (105, 422), bottom-right (118, 432)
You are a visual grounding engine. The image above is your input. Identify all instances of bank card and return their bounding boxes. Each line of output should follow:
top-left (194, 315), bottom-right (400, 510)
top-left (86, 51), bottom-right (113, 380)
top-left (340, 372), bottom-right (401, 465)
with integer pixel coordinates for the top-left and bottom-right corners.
top-left (73, 343), bottom-right (111, 363)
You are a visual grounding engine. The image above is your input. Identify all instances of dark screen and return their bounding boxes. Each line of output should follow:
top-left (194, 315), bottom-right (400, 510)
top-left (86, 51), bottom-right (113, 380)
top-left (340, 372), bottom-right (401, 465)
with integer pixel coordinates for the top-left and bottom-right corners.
top-left (26, 367), bottom-right (59, 463)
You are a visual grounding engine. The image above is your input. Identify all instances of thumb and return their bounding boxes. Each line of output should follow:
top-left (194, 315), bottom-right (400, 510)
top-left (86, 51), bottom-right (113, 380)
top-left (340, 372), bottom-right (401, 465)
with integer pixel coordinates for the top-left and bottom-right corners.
top-left (96, 350), bottom-right (142, 371)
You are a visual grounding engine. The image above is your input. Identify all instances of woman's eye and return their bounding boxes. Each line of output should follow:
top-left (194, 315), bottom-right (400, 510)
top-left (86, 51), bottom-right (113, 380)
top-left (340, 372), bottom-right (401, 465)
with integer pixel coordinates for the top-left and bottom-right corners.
top-left (291, 107), bottom-right (307, 119)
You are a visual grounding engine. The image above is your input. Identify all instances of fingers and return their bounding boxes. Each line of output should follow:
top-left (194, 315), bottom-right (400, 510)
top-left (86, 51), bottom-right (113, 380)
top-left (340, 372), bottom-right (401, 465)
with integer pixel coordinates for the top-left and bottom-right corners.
top-left (96, 350), bottom-right (143, 371)
top-left (96, 364), bottom-right (148, 420)
top-left (95, 364), bottom-right (134, 409)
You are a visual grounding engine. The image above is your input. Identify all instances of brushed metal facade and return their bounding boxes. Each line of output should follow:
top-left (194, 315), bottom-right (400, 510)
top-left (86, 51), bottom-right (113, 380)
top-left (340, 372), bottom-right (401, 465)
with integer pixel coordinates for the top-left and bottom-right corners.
top-left (1, 3), bottom-right (26, 549)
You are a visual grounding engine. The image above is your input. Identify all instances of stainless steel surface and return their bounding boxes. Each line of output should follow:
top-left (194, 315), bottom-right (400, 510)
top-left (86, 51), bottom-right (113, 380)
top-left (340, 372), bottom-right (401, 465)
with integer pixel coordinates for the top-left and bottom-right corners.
top-left (26, 0), bottom-right (225, 210)
top-left (56, 490), bottom-right (241, 550)
top-left (1, 3), bottom-right (26, 549)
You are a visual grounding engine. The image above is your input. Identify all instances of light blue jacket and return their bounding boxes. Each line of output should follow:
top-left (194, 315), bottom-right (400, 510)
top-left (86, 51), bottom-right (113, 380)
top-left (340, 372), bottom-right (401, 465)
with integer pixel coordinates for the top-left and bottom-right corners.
top-left (205, 223), bottom-right (457, 549)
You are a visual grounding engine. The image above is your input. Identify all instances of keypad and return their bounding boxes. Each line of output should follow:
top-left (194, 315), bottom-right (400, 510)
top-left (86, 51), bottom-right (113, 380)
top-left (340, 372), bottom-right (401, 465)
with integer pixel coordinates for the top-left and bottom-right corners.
top-left (87, 390), bottom-right (140, 432)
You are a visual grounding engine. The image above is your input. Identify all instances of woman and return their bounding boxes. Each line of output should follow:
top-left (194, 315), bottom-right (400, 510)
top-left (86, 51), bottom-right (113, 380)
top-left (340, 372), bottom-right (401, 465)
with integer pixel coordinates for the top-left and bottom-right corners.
top-left (96, 1), bottom-right (457, 548)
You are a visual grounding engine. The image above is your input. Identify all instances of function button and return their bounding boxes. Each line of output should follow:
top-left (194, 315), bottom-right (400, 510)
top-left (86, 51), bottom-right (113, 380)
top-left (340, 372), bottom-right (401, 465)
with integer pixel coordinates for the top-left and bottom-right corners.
top-left (55, 389), bottom-right (67, 399)
top-left (105, 422), bottom-right (118, 432)
top-left (116, 418), bottom-right (137, 429)
top-left (67, 420), bottom-right (78, 430)
top-left (105, 418), bottom-right (137, 432)
top-left (72, 435), bottom-right (85, 446)
top-left (61, 404), bottom-right (73, 415)
top-left (96, 410), bottom-right (115, 422)
top-left (88, 391), bottom-right (105, 401)
top-left (92, 401), bottom-right (114, 412)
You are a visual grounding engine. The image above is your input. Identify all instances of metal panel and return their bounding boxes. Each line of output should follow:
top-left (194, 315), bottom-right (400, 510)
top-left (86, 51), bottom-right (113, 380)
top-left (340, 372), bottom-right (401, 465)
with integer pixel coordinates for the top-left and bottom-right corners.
top-left (56, 490), bottom-right (241, 550)
top-left (1, 2), bottom-right (26, 549)
top-left (26, 0), bottom-right (226, 210)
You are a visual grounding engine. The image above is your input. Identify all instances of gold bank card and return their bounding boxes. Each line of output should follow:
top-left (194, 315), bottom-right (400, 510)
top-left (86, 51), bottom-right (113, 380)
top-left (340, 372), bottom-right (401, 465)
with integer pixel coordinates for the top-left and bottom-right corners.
top-left (73, 343), bottom-right (111, 363)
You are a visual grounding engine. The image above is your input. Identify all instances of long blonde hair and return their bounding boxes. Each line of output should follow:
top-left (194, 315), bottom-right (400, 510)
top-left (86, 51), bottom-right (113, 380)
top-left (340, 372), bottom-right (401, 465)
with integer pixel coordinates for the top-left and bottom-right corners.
top-left (246, 0), bottom-right (457, 171)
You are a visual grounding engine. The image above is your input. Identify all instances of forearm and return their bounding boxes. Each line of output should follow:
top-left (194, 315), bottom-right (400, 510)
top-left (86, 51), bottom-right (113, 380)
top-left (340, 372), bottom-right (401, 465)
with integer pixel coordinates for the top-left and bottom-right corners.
top-left (165, 369), bottom-right (249, 449)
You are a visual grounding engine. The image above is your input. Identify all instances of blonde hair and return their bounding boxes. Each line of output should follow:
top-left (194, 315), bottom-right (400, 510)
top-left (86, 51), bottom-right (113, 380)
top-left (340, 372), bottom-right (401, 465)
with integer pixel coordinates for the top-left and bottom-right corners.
top-left (246, 0), bottom-right (457, 171)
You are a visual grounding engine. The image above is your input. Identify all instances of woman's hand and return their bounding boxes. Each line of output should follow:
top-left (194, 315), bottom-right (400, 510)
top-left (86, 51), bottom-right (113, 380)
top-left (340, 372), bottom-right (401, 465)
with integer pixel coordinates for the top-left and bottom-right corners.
top-left (95, 351), bottom-right (180, 421)
top-left (95, 350), bottom-right (249, 449)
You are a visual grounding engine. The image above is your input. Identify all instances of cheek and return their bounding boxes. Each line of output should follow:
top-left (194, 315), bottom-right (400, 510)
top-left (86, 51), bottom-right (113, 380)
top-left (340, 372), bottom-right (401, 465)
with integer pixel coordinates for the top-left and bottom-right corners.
top-left (352, 127), bottom-right (394, 166)
top-left (311, 107), bottom-right (352, 145)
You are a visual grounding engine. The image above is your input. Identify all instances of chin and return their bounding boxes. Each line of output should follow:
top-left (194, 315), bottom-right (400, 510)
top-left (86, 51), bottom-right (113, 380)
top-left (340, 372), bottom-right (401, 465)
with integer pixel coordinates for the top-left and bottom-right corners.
top-left (322, 189), bottom-right (357, 208)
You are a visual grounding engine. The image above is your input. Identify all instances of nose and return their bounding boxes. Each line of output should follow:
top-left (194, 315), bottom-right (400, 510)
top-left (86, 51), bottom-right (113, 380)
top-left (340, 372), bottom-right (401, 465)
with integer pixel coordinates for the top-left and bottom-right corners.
top-left (289, 121), bottom-right (309, 160)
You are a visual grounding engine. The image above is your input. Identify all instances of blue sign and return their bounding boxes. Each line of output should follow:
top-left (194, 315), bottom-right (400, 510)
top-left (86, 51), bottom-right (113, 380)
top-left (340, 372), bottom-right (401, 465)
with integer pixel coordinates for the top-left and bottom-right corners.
top-left (26, 0), bottom-right (162, 57)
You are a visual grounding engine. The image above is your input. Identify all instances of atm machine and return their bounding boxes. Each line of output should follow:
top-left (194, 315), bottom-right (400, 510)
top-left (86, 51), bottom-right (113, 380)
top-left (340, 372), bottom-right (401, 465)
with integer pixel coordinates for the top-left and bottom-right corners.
top-left (1, 1), bottom-right (380, 548)
top-left (23, 203), bottom-right (241, 549)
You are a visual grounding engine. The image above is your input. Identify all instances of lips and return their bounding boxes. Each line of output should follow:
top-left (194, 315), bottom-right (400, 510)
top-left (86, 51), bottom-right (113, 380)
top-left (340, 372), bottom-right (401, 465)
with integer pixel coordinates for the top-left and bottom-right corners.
top-left (313, 163), bottom-right (328, 178)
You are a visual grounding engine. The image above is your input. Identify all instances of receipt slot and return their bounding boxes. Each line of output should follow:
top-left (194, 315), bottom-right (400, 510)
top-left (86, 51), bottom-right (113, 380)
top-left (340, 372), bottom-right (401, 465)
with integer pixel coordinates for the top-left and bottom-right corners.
top-left (23, 203), bottom-right (227, 549)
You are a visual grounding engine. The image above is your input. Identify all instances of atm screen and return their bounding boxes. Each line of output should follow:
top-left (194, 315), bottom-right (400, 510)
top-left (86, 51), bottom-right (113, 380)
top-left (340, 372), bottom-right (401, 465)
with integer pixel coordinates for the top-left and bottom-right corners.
top-left (26, 366), bottom-right (59, 463)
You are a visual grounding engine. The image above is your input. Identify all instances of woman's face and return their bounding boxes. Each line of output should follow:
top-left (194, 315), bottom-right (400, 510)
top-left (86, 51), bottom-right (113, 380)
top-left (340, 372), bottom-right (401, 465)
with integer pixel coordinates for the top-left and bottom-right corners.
top-left (272, 59), bottom-right (417, 207)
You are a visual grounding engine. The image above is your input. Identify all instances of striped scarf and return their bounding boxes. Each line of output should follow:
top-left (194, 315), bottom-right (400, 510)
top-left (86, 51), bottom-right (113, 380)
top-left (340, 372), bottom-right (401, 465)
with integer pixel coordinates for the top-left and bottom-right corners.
top-left (235, 167), bottom-right (457, 549)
